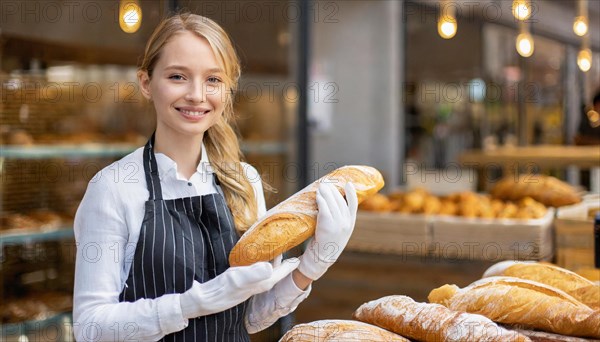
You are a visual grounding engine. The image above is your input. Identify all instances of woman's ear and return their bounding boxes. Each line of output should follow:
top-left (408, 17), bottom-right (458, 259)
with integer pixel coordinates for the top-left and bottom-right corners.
top-left (138, 70), bottom-right (152, 100)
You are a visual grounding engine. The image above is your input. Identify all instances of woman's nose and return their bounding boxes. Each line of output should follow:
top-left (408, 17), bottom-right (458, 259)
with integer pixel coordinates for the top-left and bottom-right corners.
top-left (185, 82), bottom-right (207, 102)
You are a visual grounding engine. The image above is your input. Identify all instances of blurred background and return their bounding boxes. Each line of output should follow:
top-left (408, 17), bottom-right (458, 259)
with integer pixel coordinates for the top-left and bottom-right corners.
top-left (1, 0), bottom-right (599, 341)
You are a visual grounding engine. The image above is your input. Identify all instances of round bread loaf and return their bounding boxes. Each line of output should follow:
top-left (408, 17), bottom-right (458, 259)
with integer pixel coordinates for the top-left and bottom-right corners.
top-left (279, 319), bottom-right (408, 341)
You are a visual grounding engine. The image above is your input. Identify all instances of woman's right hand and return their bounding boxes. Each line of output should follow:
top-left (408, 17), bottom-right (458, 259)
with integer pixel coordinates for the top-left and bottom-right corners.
top-left (180, 258), bottom-right (299, 319)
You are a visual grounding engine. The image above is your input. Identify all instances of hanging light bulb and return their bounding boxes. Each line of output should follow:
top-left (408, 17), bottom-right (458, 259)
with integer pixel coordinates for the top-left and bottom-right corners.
top-left (577, 48), bottom-right (592, 72)
top-left (512, 0), bottom-right (531, 21)
top-left (587, 109), bottom-right (600, 127)
top-left (516, 33), bottom-right (534, 57)
top-left (573, 0), bottom-right (588, 36)
top-left (438, 16), bottom-right (457, 39)
top-left (578, 33), bottom-right (592, 72)
top-left (438, 0), bottom-right (457, 39)
top-left (516, 21), bottom-right (534, 58)
top-left (573, 16), bottom-right (588, 36)
top-left (119, 0), bottom-right (142, 33)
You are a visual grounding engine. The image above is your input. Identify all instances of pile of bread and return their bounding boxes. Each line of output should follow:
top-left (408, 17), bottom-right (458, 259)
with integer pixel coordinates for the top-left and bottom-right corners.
top-left (281, 262), bottom-right (600, 341)
top-left (359, 174), bottom-right (582, 220)
top-left (359, 189), bottom-right (549, 219)
top-left (0, 291), bottom-right (73, 324)
top-left (0, 209), bottom-right (67, 232)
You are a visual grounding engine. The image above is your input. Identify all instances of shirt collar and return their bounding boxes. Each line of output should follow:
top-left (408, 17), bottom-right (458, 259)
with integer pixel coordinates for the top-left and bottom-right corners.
top-left (154, 143), bottom-right (213, 180)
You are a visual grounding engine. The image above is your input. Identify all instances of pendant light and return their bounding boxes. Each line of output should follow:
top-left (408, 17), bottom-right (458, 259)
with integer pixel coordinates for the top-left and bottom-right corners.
top-left (573, 0), bottom-right (588, 37)
top-left (577, 34), bottom-right (592, 72)
top-left (512, 0), bottom-right (532, 21)
top-left (438, 0), bottom-right (457, 39)
top-left (516, 21), bottom-right (534, 58)
top-left (119, 0), bottom-right (142, 34)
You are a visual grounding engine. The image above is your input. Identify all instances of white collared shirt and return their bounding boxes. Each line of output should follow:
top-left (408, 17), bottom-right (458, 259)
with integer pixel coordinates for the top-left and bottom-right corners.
top-left (73, 144), bottom-right (310, 341)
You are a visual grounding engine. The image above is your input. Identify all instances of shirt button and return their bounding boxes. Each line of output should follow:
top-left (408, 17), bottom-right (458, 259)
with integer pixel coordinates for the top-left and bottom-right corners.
top-left (188, 182), bottom-right (192, 186)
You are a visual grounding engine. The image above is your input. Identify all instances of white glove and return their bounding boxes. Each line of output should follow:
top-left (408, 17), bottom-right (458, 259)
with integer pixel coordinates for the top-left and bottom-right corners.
top-left (298, 182), bottom-right (358, 281)
top-left (180, 258), bottom-right (299, 319)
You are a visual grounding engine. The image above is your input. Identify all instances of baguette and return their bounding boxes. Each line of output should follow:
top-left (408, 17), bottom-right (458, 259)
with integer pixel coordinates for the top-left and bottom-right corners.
top-left (229, 165), bottom-right (384, 266)
top-left (490, 174), bottom-right (581, 207)
top-left (483, 261), bottom-right (599, 309)
top-left (353, 295), bottom-right (530, 342)
top-left (428, 276), bottom-right (600, 338)
top-left (279, 319), bottom-right (409, 341)
top-left (572, 285), bottom-right (600, 310)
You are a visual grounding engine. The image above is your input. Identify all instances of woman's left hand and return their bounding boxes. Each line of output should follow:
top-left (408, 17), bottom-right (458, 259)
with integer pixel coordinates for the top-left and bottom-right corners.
top-left (298, 182), bottom-right (358, 281)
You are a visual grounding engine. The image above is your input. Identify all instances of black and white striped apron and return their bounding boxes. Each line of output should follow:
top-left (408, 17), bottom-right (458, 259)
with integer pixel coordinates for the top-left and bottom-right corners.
top-left (119, 135), bottom-right (250, 342)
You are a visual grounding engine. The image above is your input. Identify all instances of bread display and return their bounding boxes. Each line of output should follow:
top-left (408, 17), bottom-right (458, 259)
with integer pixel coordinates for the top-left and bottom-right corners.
top-left (353, 295), bottom-right (530, 342)
top-left (483, 261), bottom-right (599, 309)
top-left (0, 292), bottom-right (73, 324)
top-left (0, 210), bottom-right (65, 231)
top-left (428, 277), bottom-right (600, 338)
top-left (490, 174), bottom-right (581, 207)
top-left (279, 319), bottom-right (409, 341)
top-left (359, 188), bottom-right (548, 219)
top-left (358, 193), bottom-right (395, 212)
top-left (229, 165), bottom-right (384, 266)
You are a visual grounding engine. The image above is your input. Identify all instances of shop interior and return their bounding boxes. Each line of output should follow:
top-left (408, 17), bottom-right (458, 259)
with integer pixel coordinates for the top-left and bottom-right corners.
top-left (1, 0), bottom-right (599, 341)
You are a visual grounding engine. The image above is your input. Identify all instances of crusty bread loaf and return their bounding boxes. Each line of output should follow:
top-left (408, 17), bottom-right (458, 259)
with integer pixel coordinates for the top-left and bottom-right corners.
top-left (428, 277), bottom-right (600, 338)
top-left (510, 328), bottom-right (597, 342)
top-left (353, 295), bottom-right (530, 342)
top-left (571, 285), bottom-right (600, 310)
top-left (490, 174), bottom-right (581, 207)
top-left (483, 261), bottom-right (599, 309)
top-left (278, 319), bottom-right (409, 341)
top-left (229, 165), bottom-right (384, 266)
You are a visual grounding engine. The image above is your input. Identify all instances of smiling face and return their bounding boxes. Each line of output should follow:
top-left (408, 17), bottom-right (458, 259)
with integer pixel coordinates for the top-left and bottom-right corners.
top-left (139, 31), bottom-right (228, 140)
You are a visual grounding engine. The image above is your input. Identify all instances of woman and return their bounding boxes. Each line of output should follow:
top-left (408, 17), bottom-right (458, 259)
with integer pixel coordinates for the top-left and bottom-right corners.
top-left (73, 13), bottom-right (357, 341)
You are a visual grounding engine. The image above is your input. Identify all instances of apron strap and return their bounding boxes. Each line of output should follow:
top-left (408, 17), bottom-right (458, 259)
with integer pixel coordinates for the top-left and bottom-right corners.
top-left (143, 132), bottom-right (164, 200)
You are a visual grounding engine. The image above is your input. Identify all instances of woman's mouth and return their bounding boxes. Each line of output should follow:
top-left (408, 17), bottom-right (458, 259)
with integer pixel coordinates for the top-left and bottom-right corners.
top-left (177, 108), bottom-right (210, 116)
top-left (176, 107), bottom-right (211, 121)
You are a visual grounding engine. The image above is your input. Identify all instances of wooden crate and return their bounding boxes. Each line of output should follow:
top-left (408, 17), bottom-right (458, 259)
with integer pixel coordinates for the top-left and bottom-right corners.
top-left (346, 211), bottom-right (430, 256)
top-left (430, 209), bottom-right (555, 262)
top-left (555, 199), bottom-right (599, 272)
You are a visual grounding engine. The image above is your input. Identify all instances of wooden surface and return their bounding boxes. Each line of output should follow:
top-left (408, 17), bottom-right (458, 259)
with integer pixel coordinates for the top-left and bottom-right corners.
top-left (459, 145), bottom-right (600, 169)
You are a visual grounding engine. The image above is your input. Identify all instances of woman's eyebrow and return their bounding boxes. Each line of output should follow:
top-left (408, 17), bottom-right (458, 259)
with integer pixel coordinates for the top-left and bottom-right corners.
top-left (164, 65), bottom-right (189, 71)
top-left (164, 65), bottom-right (224, 74)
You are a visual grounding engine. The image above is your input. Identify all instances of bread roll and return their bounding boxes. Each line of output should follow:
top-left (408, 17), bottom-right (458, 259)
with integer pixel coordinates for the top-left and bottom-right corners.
top-left (229, 165), bottom-right (384, 266)
top-left (359, 193), bottom-right (393, 212)
top-left (428, 277), bottom-right (600, 338)
top-left (279, 319), bottom-right (409, 341)
top-left (483, 261), bottom-right (599, 309)
top-left (490, 174), bottom-right (581, 207)
top-left (353, 295), bottom-right (530, 342)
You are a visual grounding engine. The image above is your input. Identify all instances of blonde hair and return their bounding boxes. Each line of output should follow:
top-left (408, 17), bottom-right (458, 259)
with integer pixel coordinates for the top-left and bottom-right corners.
top-left (139, 13), bottom-right (261, 232)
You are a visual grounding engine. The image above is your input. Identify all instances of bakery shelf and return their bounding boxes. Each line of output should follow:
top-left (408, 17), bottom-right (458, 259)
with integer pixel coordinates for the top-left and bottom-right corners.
top-left (1, 312), bottom-right (73, 341)
top-left (0, 141), bottom-right (286, 159)
top-left (0, 227), bottom-right (74, 246)
top-left (0, 144), bottom-right (138, 160)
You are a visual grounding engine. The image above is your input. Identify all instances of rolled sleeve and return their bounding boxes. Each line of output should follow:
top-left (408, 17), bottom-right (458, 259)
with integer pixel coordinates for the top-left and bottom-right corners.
top-left (245, 271), bottom-right (312, 334)
top-left (156, 293), bottom-right (189, 335)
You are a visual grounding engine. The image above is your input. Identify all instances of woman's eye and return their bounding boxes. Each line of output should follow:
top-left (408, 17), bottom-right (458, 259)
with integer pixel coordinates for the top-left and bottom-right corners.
top-left (169, 74), bottom-right (185, 81)
top-left (207, 77), bottom-right (222, 83)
